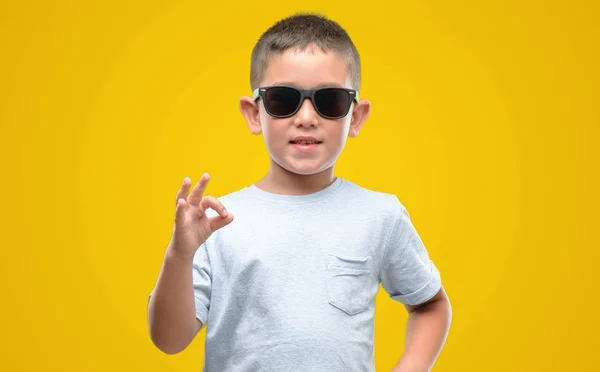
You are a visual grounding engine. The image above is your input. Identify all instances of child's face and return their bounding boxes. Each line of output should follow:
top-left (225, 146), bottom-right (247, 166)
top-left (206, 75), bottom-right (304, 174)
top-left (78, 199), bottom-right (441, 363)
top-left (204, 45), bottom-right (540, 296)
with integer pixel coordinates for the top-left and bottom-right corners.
top-left (240, 45), bottom-right (370, 176)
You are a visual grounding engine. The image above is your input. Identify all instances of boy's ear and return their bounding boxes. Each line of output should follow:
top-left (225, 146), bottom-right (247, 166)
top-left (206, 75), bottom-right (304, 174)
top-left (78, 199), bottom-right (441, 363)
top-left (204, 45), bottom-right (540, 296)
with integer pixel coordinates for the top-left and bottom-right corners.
top-left (348, 99), bottom-right (371, 138)
top-left (240, 96), bottom-right (262, 135)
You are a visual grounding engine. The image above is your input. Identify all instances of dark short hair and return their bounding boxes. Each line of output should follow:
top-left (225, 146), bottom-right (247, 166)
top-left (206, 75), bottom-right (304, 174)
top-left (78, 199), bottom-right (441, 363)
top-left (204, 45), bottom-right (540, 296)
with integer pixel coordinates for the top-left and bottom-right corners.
top-left (250, 13), bottom-right (361, 91)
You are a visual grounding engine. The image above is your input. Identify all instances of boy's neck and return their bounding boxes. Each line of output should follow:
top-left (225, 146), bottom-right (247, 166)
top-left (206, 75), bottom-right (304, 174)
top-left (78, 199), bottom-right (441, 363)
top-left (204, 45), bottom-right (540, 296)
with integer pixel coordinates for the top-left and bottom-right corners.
top-left (254, 162), bottom-right (337, 196)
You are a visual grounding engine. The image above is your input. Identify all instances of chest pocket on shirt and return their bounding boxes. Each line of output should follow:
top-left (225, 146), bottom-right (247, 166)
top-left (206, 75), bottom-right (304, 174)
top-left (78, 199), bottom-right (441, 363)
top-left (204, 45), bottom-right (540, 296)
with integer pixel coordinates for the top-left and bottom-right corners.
top-left (326, 254), bottom-right (372, 316)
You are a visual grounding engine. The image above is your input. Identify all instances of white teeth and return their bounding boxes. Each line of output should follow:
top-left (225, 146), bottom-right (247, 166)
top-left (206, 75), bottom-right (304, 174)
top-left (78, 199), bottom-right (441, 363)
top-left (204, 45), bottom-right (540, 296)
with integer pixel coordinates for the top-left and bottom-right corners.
top-left (294, 140), bottom-right (318, 145)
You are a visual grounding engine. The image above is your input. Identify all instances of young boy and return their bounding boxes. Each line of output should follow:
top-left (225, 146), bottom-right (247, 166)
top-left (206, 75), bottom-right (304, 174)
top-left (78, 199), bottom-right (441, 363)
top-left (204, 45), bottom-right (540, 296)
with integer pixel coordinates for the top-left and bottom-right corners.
top-left (148, 13), bottom-right (452, 372)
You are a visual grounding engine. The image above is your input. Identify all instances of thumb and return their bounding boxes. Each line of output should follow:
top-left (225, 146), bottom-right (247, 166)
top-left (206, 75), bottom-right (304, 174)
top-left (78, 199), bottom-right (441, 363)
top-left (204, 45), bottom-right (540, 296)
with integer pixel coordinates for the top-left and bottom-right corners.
top-left (207, 213), bottom-right (234, 233)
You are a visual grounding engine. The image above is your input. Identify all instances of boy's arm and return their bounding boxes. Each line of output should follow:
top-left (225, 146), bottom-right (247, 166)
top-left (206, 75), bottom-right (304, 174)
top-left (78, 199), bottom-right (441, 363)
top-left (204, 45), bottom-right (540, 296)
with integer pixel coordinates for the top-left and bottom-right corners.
top-left (147, 244), bottom-right (204, 354)
top-left (391, 287), bottom-right (452, 372)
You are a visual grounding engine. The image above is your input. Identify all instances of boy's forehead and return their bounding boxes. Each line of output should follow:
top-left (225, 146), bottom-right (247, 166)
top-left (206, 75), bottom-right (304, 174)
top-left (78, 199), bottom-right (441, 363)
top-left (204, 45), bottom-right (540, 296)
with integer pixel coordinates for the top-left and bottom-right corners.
top-left (261, 48), bottom-right (352, 89)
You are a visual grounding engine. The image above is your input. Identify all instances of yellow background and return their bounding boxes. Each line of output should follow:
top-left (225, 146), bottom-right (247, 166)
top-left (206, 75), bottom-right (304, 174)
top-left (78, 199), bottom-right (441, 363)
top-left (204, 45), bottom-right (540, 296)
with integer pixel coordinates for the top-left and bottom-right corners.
top-left (1, 0), bottom-right (598, 371)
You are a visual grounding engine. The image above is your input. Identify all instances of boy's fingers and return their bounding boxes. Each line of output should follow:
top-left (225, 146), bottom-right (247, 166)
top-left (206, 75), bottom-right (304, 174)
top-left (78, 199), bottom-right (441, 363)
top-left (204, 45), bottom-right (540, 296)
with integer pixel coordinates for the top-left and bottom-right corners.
top-left (207, 213), bottom-right (234, 232)
top-left (175, 177), bottom-right (191, 207)
top-left (174, 198), bottom-right (186, 222)
top-left (200, 195), bottom-right (233, 232)
top-left (188, 173), bottom-right (210, 206)
top-left (199, 195), bottom-right (228, 217)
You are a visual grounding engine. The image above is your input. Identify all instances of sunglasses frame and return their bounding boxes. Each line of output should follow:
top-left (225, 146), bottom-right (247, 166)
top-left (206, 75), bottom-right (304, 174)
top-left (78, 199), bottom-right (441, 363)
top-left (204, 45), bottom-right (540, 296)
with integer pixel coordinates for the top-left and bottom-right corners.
top-left (253, 85), bottom-right (360, 119)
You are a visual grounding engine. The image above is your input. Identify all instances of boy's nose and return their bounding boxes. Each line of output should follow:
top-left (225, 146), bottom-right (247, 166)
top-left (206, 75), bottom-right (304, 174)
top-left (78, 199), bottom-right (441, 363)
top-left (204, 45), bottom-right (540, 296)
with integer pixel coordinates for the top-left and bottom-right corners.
top-left (293, 98), bottom-right (319, 126)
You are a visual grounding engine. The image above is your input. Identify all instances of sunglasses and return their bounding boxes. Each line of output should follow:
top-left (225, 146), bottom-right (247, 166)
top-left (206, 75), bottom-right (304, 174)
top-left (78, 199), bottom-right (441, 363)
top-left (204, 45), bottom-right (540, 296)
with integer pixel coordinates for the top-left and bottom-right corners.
top-left (253, 85), bottom-right (359, 119)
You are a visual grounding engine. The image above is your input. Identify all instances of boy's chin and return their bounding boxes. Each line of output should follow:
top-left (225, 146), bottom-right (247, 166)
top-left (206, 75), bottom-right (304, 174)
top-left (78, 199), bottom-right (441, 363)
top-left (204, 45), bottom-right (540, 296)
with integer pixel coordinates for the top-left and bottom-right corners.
top-left (280, 162), bottom-right (335, 177)
top-left (269, 153), bottom-right (338, 176)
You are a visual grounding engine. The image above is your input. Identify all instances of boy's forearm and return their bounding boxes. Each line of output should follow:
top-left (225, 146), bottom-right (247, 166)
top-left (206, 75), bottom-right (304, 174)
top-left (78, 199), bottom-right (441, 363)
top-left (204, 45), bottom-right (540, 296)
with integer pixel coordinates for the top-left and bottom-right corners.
top-left (393, 292), bottom-right (452, 372)
top-left (147, 244), bottom-right (199, 354)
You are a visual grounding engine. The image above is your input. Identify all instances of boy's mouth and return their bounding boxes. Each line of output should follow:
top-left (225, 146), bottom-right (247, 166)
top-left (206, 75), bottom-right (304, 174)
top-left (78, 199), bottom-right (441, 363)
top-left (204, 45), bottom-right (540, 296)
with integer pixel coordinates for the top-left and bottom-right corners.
top-left (289, 139), bottom-right (322, 152)
top-left (289, 140), bottom-right (323, 145)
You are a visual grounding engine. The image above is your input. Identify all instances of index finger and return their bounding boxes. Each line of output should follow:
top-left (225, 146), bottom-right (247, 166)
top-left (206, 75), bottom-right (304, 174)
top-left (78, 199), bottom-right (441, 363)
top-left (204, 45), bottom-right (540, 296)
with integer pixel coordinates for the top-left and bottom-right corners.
top-left (175, 177), bottom-right (192, 207)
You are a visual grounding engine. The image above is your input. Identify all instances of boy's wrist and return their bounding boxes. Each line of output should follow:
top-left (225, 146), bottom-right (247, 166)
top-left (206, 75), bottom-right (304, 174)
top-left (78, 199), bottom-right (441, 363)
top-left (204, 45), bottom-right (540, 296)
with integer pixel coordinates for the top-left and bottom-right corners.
top-left (165, 243), bottom-right (196, 262)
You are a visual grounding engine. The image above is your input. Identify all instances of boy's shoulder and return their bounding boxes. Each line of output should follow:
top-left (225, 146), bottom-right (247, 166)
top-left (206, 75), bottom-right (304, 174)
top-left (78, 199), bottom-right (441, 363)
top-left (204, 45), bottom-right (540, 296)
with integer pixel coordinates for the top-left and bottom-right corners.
top-left (342, 178), bottom-right (409, 215)
top-left (343, 178), bottom-right (401, 201)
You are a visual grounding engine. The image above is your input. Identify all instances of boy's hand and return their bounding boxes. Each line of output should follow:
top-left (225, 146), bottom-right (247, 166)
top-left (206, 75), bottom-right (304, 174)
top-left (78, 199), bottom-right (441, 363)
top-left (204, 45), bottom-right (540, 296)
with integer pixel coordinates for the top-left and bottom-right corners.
top-left (169, 173), bottom-right (234, 260)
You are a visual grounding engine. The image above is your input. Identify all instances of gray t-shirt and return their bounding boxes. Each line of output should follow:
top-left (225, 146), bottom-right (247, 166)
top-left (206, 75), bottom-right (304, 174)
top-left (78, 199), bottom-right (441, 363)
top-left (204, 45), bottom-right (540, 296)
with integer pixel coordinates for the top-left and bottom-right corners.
top-left (193, 177), bottom-right (441, 371)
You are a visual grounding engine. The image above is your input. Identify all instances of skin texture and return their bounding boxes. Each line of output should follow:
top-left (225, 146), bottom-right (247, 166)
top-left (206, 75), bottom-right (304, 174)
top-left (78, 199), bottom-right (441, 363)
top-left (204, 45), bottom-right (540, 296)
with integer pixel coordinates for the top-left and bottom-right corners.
top-left (392, 288), bottom-right (452, 372)
top-left (148, 173), bottom-right (233, 354)
top-left (239, 45), bottom-right (371, 195)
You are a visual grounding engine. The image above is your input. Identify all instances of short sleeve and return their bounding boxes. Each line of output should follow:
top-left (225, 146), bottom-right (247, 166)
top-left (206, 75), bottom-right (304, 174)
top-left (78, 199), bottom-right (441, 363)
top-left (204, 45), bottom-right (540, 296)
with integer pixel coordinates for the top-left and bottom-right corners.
top-left (379, 197), bottom-right (441, 306)
top-left (192, 242), bottom-right (212, 325)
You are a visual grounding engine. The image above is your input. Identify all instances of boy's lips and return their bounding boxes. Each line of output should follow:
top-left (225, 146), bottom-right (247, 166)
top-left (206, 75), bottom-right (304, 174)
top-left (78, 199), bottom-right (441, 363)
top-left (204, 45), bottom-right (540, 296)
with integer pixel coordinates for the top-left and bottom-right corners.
top-left (289, 141), bottom-right (321, 152)
top-left (289, 135), bottom-right (322, 144)
top-left (289, 136), bottom-right (322, 152)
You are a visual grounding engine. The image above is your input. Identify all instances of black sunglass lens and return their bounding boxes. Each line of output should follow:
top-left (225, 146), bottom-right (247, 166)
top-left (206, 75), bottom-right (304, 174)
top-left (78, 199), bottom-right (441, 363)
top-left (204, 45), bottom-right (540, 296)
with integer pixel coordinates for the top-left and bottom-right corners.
top-left (264, 87), bottom-right (301, 117)
top-left (314, 89), bottom-right (351, 118)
